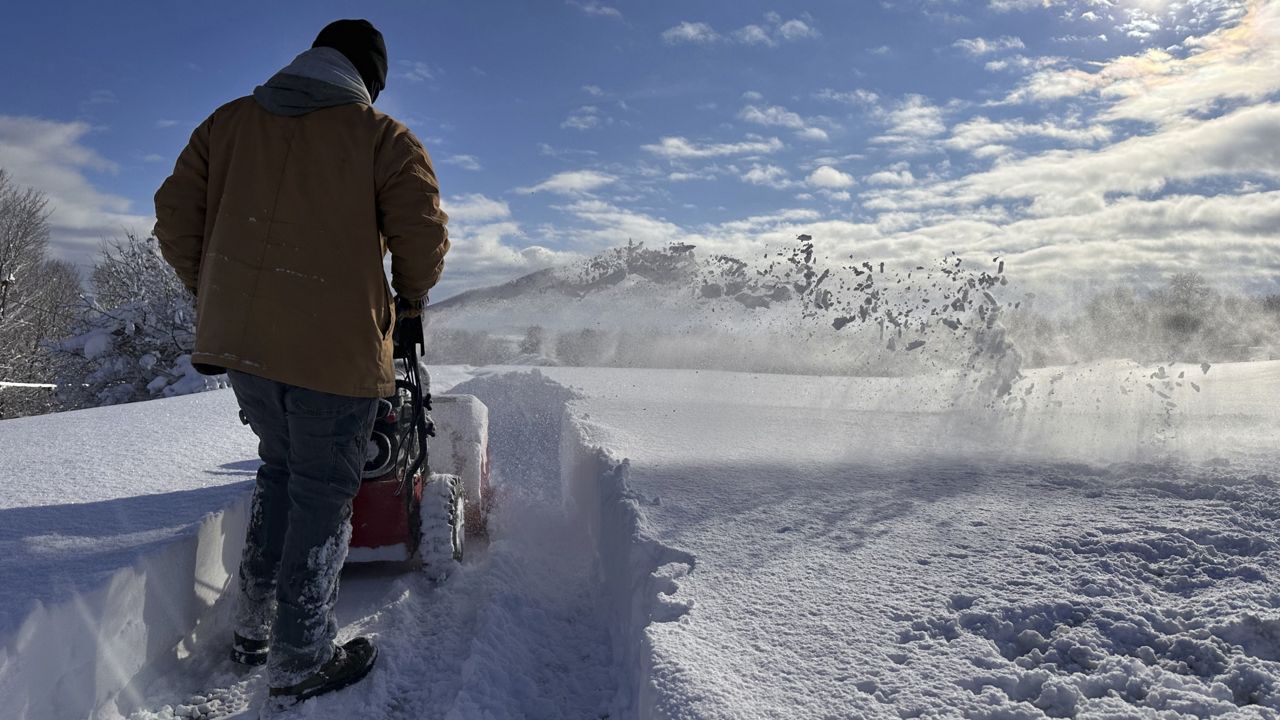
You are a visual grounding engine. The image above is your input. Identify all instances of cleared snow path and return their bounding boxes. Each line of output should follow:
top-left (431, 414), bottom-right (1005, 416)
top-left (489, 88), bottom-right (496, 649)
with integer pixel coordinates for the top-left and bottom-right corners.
top-left (123, 371), bottom-right (619, 720)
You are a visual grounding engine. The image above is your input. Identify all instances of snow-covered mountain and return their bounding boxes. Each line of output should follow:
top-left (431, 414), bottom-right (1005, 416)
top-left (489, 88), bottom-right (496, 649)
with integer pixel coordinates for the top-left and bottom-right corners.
top-left (426, 239), bottom-right (1020, 381)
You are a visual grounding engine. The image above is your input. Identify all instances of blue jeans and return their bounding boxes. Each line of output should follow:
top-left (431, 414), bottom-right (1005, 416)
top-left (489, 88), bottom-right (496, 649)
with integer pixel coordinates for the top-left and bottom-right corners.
top-left (226, 370), bottom-right (378, 686)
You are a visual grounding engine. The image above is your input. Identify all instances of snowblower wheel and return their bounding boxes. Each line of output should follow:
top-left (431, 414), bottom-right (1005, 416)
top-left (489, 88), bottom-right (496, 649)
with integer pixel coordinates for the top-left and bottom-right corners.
top-left (420, 473), bottom-right (465, 582)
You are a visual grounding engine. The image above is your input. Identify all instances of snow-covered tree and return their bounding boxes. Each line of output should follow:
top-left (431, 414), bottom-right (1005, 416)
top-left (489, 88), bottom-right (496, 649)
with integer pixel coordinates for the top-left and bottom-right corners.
top-left (57, 233), bottom-right (225, 408)
top-left (0, 169), bottom-right (82, 419)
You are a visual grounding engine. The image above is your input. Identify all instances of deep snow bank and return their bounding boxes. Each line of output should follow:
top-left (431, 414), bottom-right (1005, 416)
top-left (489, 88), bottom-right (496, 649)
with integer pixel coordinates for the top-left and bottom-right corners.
top-left (0, 390), bottom-right (258, 720)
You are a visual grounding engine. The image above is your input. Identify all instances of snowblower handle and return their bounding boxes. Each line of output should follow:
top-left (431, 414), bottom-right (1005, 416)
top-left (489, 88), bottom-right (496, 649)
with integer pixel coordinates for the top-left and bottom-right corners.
top-left (392, 296), bottom-right (426, 361)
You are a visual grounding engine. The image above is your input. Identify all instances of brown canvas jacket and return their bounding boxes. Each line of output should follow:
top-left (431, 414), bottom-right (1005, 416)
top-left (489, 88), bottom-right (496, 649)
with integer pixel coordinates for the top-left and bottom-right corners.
top-left (154, 96), bottom-right (449, 397)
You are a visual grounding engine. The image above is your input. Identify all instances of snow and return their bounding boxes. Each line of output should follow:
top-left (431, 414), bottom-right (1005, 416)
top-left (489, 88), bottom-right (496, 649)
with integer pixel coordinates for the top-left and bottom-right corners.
top-left (427, 393), bottom-right (489, 523)
top-left (0, 389), bottom-right (258, 719)
top-left (83, 330), bottom-right (113, 359)
top-left (544, 363), bottom-right (1280, 718)
top-left (1, 361), bottom-right (1278, 718)
top-left (345, 543), bottom-right (410, 564)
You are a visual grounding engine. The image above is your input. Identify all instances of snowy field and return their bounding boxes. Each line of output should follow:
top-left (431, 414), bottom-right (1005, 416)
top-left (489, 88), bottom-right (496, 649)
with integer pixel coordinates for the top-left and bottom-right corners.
top-left (1, 362), bottom-right (1278, 719)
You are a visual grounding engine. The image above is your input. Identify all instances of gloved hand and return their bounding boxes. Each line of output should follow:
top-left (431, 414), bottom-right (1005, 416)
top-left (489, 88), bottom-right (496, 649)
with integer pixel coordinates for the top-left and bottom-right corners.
top-left (395, 294), bottom-right (425, 319)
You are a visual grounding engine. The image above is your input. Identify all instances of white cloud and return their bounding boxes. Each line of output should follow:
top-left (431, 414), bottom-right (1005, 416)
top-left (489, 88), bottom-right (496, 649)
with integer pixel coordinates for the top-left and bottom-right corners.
top-left (888, 95), bottom-right (946, 136)
top-left (741, 164), bottom-right (794, 188)
top-left (554, 198), bottom-right (698, 250)
top-left (795, 127), bottom-right (831, 142)
top-left (669, 14), bottom-right (819, 48)
top-left (662, 21), bottom-right (720, 44)
top-left (397, 60), bottom-right (437, 83)
top-left (442, 194), bottom-right (510, 223)
top-left (872, 95), bottom-right (947, 149)
top-left (738, 105), bottom-right (831, 143)
top-left (430, 223), bottom-right (579, 301)
top-left (566, 0), bottom-right (622, 18)
top-left (442, 154), bottom-right (483, 171)
top-left (518, 170), bottom-right (618, 195)
top-left (669, 169), bottom-right (719, 182)
top-left (741, 91), bottom-right (764, 101)
top-left (562, 106), bottom-right (604, 130)
top-left (582, 85), bottom-right (604, 97)
top-left (866, 169), bottom-right (916, 186)
top-left (989, 0), bottom-right (1057, 11)
top-left (155, 119), bottom-right (179, 129)
top-left (1001, 1), bottom-right (1280, 125)
top-left (807, 165), bottom-right (856, 189)
top-left (537, 142), bottom-right (599, 159)
top-left (816, 88), bottom-right (881, 106)
top-left (739, 105), bottom-right (805, 129)
top-left (642, 136), bottom-right (784, 159)
top-left (1119, 10), bottom-right (1162, 40)
top-left (714, 208), bottom-right (822, 234)
top-left (953, 35), bottom-right (1026, 56)
top-left (0, 115), bottom-right (151, 268)
top-left (867, 102), bottom-right (1280, 216)
top-left (737, 103), bottom-right (834, 141)
top-left (943, 116), bottom-right (1112, 154)
top-left (430, 192), bottom-right (584, 300)
top-left (777, 19), bottom-right (820, 41)
top-left (983, 55), bottom-right (1065, 72)
top-left (1052, 34), bottom-right (1108, 43)
top-left (733, 25), bottom-right (775, 46)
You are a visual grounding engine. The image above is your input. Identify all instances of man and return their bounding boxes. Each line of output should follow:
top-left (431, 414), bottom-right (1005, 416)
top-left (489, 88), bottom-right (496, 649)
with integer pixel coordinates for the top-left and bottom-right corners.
top-left (153, 19), bottom-right (449, 709)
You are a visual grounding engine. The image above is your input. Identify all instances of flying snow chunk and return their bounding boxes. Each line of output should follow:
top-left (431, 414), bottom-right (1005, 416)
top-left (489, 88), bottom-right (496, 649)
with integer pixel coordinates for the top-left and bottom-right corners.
top-left (83, 332), bottom-right (112, 359)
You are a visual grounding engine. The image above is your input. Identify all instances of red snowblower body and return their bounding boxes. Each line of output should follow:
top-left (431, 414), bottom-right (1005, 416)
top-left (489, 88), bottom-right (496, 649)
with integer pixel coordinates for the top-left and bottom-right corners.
top-left (345, 308), bottom-right (490, 577)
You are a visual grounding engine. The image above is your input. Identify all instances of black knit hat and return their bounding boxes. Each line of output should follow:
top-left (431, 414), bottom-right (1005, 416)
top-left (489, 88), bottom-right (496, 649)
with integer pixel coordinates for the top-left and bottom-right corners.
top-left (312, 19), bottom-right (388, 102)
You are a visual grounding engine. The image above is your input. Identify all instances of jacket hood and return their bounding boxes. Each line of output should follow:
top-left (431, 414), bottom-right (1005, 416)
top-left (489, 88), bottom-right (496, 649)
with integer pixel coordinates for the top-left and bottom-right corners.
top-left (312, 19), bottom-right (387, 103)
top-left (252, 47), bottom-right (372, 117)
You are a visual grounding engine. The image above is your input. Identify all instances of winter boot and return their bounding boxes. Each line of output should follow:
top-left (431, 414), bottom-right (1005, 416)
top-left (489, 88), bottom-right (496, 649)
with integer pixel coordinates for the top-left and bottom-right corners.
top-left (231, 633), bottom-right (269, 667)
top-left (266, 637), bottom-right (378, 709)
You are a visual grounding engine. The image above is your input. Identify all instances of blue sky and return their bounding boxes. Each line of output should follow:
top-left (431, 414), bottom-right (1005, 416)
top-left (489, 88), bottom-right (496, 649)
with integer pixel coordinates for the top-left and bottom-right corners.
top-left (0, 0), bottom-right (1277, 301)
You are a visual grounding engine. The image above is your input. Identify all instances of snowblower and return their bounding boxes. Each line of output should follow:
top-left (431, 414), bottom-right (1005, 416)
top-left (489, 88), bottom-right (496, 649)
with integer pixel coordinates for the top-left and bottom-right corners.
top-left (345, 304), bottom-right (490, 577)
top-left (237, 305), bottom-right (489, 579)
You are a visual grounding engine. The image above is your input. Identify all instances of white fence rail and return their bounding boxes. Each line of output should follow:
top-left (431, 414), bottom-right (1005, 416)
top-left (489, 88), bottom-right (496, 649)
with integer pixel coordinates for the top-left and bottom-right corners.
top-left (0, 381), bottom-right (57, 389)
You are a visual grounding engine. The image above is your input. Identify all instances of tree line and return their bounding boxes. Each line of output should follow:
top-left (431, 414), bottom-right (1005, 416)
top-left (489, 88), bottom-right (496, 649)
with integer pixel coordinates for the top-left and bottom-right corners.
top-left (0, 169), bottom-right (217, 420)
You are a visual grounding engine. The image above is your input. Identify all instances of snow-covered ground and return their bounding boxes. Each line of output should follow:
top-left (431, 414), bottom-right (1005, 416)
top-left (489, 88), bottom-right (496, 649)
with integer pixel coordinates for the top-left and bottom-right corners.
top-left (0, 390), bottom-right (257, 719)
top-left (547, 362), bottom-right (1280, 718)
top-left (1, 362), bottom-right (1278, 719)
